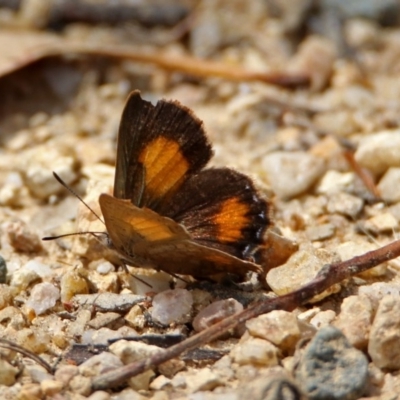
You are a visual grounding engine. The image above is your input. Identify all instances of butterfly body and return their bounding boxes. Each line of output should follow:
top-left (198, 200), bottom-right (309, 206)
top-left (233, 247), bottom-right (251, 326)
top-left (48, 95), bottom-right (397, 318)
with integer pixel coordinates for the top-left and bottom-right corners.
top-left (100, 91), bottom-right (270, 278)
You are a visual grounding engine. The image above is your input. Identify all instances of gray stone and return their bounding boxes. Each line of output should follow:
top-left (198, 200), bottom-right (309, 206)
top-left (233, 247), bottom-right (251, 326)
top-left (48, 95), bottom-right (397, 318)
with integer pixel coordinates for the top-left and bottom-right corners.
top-left (0, 255), bottom-right (7, 283)
top-left (295, 326), bottom-right (368, 400)
top-left (262, 151), bottom-right (325, 199)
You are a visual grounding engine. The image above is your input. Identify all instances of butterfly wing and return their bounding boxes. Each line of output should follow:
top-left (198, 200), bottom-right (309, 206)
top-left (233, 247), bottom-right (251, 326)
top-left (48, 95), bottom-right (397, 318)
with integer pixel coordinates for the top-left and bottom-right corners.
top-left (162, 168), bottom-right (270, 261)
top-left (114, 91), bottom-right (213, 211)
top-left (99, 193), bottom-right (261, 276)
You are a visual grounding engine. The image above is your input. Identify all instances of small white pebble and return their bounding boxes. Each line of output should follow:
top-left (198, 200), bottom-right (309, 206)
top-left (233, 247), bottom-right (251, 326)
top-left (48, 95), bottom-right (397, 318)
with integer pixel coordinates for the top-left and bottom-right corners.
top-left (26, 282), bottom-right (60, 315)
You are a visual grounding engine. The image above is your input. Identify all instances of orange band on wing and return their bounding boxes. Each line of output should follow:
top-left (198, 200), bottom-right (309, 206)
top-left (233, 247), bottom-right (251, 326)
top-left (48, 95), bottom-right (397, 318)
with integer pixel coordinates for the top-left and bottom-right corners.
top-left (138, 136), bottom-right (189, 201)
top-left (214, 197), bottom-right (250, 243)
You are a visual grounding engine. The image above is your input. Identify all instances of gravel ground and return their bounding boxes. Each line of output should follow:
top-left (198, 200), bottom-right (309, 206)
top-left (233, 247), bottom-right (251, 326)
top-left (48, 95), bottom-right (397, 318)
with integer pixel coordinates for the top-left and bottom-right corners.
top-left (1, 1), bottom-right (400, 399)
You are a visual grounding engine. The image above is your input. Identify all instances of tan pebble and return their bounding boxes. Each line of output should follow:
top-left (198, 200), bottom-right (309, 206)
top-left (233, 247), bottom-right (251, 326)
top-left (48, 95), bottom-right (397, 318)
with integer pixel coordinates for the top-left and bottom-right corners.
top-left (364, 212), bottom-right (398, 234)
top-left (230, 335), bottom-right (279, 367)
top-left (87, 390), bottom-right (111, 400)
top-left (16, 328), bottom-right (49, 353)
top-left (335, 295), bottom-right (373, 350)
top-left (128, 370), bottom-right (155, 391)
top-left (54, 365), bottom-right (79, 386)
top-left (326, 192), bottom-right (364, 218)
top-left (0, 358), bottom-right (18, 386)
top-left (0, 285), bottom-right (15, 310)
top-left (262, 151), bottom-right (325, 199)
top-left (313, 111), bottom-right (356, 138)
top-left (289, 35), bottom-right (336, 91)
top-left (5, 220), bottom-right (43, 253)
top-left (60, 270), bottom-right (89, 303)
top-left (10, 268), bottom-right (40, 291)
top-left (68, 375), bottom-right (92, 396)
top-left (79, 353), bottom-right (123, 377)
top-left (0, 182), bottom-right (22, 207)
top-left (87, 270), bottom-right (119, 293)
top-left (185, 367), bottom-right (223, 393)
top-left (368, 295), bottom-right (400, 369)
top-left (336, 241), bottom-right (387, 278)
top-left (355, 130), bottom-right (400, 176)
top-left (109, 340), bottom-right (160, 364)
top-left (309, 310), bottom-right (336, 329)
top-left (378, 167), bottom-right (400, 203)
top-left (40, 379), bottom-right (63, 396)
top-left (87, 312), bottom-right (123, 330)
top-left (18, 383), bottom-right (42, 400)
top-left (158, 358), bottom-right (185, 379)
top-left (21, 143), bottom-right (78, 199)
top-left (267, 248), bottom-right (340, 302)
top-left (316, 171), bottom-right (355, 194)
top-left (149, 375), bottom-right (171, 391)
top-left (124, 304), bottom-right (145, 330)
top-left (0, 306), bottom-right (26, 329)
top-left (246, 310), bottom-right (301, 353)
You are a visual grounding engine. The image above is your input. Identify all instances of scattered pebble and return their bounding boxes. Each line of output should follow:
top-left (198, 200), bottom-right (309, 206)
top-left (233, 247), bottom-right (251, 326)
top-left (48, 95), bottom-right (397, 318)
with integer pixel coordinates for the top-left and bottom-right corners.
top-left (73, 293), bottom-right (146, 312)
top-left (267, 249), bottom-right (340, 301)
top-left (262, 151), bottom-right (325, 199)
top-left (151, 289), bottom-right (193, 325)
top-left (238, 373), bottom-right (301, 400)
top-left (40, 379), bottom-right (63, 397)
top-left (316, 171), bottom-right (355, 194)
top-left (21, 142), bottom-right (78, 199)
top-left (358, 282), bottom-right (400, 308)
top-left (305, 223), bottom-right (335, 241)
top-left (5, 220), bottom-right (43, 253)
top-left (368, 295), bottom-right (400, 369)
top-left (246, 310), bottom-right (301, 353)
top-left (355, 130), bottom-right (400, 176)
top-left (0, 359), bottom-right (18, 386)
top-left (87, 270), bottom-right (119, 293)
top-left (26, 282), bottom-right (60, 315)
top-left (87, 312), bottom-right (124, 330)
top-left (335, 295), bottom-right (373, 350)
top-left (185, 368), bottom-right (224, 393)
top-left (24, 259), bottom-right (53, 278)
top-left (193, 298), bottom-right (243, 332)
top-left (54, 365), bottom-right (79, 386)
top-left (336, 241), bottom-right (387, 277)
top-left (68, 374), bottom-right (92, 397)
top-left (362, 212), bottom-right (398, 234)
top-left (87, 391), bottom-right (111, 400)
top-left (309, 309), bottom-right (336, 329)
top-left (79, 352), bottom-right (123, 377)
top-left (109, 340), bottom-right (160, 365)
top-left (230, 334), bottom-right (279, 366)
top-left (60, 270), bottom-right (89, 303)
top-left (289, 35), bottom-right (336, 91)
top-left (377, 167), bottom-right (400, 203)
top-left (326, 192), bottom-right (364, 218)
top-left (295, 326), bottom-right (368, 400)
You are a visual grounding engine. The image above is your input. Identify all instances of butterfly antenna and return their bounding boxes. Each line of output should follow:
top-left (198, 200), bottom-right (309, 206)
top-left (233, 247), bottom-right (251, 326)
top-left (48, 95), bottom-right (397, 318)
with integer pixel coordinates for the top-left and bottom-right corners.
top-left (42, 231), bottom-right (107, 241)
top-left (52, 171), bottom-right (104, 225)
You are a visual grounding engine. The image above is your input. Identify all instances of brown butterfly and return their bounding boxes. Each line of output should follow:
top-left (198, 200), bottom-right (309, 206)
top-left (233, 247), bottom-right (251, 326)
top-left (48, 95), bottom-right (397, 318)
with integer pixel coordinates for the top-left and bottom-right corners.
top-left (97, 90), bottom-right (270, 278)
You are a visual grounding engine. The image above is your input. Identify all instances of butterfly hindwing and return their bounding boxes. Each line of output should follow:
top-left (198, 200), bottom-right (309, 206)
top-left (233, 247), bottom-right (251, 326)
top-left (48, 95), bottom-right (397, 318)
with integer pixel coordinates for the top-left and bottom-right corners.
top-left (163, 168), bottom-right (270, 261)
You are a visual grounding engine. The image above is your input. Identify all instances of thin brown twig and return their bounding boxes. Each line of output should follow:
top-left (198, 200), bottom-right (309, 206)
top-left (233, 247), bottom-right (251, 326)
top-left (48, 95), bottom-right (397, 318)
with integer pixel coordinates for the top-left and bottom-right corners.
top-left (342, 149), bottom-right (381, 200)
top-left (44, 44), bottom-right (310, 89)
top-left (92, 238), bottom-right (400, 390)
top-left (0, 338), bottom-right (54, 373)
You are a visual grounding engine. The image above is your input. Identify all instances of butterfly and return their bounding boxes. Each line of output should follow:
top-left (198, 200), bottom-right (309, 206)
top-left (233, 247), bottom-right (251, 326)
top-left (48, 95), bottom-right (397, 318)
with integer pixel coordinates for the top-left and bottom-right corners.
top-left (97, 90), bottom-right (270, 278)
